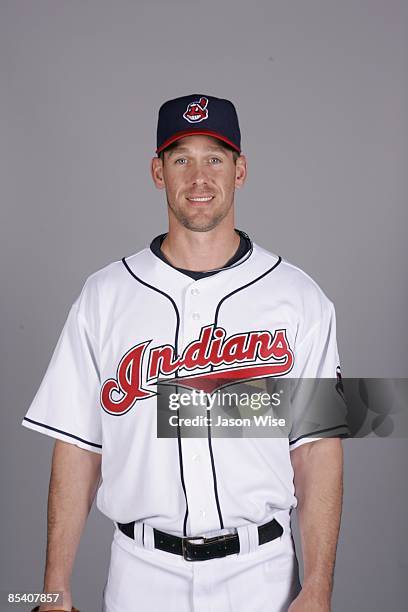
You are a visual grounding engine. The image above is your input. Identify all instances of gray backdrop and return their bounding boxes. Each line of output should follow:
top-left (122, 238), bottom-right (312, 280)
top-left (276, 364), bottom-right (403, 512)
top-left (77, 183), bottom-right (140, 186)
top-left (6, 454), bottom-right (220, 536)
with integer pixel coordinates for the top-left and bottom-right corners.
top-left (1, 1), bottom-right (407, 611)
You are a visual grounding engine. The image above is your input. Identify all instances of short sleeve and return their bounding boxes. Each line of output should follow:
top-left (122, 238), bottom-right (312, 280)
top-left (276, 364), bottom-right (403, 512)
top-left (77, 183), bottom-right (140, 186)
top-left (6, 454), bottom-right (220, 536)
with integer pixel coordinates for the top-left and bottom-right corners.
top-left (289, 301), bottom-right (349, 451)
top-left (21, 282), bottom-right (103, 454)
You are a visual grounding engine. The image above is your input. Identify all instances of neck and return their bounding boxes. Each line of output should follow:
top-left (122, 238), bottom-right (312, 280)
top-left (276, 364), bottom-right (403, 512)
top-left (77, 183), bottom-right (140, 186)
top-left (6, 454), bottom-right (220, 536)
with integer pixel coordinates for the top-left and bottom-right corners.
top-left (161, 222), bottom-right (241, 272)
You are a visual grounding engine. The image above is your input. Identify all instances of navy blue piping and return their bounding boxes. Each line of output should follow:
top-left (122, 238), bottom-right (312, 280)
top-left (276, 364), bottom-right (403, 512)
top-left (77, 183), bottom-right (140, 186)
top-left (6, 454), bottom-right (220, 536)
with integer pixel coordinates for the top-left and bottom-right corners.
top-left (213, 257), bottom-right (282, 332)
top-left (289, 424), bottom-right (350, 446)
top-left (22, 417), bottom-right (102, 449)
top-left (207, 407), bottom-right (224, 529)
top-left (121, 257), bottom-right (190, 537)
top-left (207, 256), bottom-right (283, 530)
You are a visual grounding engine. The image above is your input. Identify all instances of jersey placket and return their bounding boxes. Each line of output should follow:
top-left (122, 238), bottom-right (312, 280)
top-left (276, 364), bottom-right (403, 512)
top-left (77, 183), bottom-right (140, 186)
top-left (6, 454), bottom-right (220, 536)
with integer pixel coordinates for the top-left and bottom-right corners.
top-left (177, 280), bottom-right (222, 536)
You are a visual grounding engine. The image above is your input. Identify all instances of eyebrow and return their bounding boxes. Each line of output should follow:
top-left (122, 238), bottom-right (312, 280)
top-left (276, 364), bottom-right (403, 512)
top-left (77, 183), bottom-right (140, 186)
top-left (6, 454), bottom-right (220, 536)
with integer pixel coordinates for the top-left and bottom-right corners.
top-left (167, 146), bottom-right (228, 158)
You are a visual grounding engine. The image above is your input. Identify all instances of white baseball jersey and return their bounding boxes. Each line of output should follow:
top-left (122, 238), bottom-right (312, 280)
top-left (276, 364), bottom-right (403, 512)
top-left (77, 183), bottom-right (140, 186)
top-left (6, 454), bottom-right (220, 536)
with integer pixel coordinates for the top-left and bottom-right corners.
top-left (22, 234), bottom-right (348, 538)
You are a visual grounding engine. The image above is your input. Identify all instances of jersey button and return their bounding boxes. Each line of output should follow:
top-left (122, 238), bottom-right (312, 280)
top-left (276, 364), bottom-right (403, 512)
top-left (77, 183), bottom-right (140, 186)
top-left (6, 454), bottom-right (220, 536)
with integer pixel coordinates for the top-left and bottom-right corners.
top-left (191, 287), bottom-right (200, 295)
top-left (192, 312), bottom-right (200, 320)
top-left (192, 454), bottom-right (200, 462)
top-left (200, 510), bottom-right (206, 518)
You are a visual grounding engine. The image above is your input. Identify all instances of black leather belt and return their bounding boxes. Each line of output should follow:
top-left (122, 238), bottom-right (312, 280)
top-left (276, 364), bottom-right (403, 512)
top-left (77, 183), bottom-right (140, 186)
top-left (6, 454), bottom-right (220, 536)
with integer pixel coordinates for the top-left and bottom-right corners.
top-left (117, 518), bottom-right (283, 561)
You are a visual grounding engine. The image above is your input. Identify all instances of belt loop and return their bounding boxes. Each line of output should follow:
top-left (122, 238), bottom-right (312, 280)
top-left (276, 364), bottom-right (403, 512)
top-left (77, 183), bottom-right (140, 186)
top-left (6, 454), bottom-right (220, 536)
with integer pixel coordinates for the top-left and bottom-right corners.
top-left (248, 523), bottom-right (260, 553)
top-left (237, 523), bottom-right (259, 556)
top-left (142, 523), bottom-right (155, 550)
top-left (237, 525), bottom-right (250, 555)
top-left (133, 522), bottom-right (144, 548)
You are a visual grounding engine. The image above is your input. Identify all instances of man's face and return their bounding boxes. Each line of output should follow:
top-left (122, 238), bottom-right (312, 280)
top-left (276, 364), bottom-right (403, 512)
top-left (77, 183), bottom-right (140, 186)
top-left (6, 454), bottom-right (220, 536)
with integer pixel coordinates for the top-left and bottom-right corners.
top-left (151, 135), bottom-right (247, 232)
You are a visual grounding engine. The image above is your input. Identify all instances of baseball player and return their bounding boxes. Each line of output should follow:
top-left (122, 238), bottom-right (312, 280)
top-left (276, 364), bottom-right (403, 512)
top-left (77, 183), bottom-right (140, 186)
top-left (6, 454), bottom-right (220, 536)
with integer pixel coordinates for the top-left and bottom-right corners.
top-left (23, 94), bottom-right (349, 612)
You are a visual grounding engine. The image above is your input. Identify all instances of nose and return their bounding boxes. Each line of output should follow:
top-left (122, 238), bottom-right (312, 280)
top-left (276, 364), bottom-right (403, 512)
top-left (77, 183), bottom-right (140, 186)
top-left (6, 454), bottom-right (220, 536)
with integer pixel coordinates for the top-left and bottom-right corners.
top-left (193, 175), bottom-right (206, 186)
top-left (189, 161), bottom-right (208, 186)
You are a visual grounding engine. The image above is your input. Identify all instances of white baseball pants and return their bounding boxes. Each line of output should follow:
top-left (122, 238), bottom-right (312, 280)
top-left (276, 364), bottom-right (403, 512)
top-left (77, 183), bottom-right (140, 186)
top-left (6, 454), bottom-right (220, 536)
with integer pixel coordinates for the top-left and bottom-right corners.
top-left (102, 515), bottom-right (301, 612)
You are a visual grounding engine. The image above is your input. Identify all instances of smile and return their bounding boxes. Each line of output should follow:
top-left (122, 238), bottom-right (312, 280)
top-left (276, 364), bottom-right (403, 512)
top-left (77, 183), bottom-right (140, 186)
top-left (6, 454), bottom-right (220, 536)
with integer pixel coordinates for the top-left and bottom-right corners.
top-left (187, 114), bottom-right (202, 120)
top-left (187, 196), bottom-right (214, 202)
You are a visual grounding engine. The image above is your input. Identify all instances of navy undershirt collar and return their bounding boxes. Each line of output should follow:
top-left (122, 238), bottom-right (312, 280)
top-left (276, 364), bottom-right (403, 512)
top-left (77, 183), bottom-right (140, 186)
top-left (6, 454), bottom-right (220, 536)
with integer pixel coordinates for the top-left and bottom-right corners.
top-left (149, 229), bottom-right (252, 281)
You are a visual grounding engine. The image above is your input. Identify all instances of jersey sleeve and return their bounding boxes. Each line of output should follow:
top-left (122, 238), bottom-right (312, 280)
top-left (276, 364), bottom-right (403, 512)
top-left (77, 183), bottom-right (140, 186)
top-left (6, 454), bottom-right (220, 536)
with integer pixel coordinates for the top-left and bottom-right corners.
top-left (21, 278), bottom-right (103, 454)
top-left (289, 300), bottom-right (350, 451)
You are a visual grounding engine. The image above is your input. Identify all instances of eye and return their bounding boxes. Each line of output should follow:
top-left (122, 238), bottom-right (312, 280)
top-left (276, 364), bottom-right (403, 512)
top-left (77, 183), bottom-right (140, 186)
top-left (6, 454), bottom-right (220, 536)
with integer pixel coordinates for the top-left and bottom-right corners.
top-left (175, 158), bottom-right (188, 165)
top-left (209, 157), bottom-right (222, 164)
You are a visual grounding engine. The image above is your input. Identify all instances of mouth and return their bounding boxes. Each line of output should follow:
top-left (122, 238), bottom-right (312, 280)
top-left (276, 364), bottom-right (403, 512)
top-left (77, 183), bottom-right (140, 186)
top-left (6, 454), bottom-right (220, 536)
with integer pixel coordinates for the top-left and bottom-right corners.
top-left (187, 114), bottom-right (202, 120)
top-left (186, 195), bottom-right (214, 204)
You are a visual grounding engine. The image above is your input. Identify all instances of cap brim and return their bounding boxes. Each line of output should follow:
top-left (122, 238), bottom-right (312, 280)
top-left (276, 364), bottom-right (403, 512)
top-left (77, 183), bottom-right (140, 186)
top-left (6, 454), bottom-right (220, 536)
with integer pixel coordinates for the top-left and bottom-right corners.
top-left (156, 129), bottom-right (241, 155)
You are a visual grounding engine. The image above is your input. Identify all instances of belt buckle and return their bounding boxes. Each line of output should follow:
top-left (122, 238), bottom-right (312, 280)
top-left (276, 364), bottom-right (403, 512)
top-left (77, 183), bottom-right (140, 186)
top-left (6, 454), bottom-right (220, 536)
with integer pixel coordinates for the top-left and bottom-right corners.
top-left (181, 533), bottom-right (235, 562)
top-left (181, 535), bottom-right (204, 561)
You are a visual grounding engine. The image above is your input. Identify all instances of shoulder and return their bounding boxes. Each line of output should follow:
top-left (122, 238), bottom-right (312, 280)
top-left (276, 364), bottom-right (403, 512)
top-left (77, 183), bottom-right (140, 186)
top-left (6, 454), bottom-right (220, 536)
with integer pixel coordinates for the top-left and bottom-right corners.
top-left (74, 246), bottom-right (151, 315)
top-left (252, 242), bottom-right (335, 319)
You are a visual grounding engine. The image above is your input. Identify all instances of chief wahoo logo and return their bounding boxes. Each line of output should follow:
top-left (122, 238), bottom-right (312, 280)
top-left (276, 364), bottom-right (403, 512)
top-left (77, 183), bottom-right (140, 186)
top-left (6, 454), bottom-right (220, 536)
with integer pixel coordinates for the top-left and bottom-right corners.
top-left (183, 97), bottom-right (209, 123)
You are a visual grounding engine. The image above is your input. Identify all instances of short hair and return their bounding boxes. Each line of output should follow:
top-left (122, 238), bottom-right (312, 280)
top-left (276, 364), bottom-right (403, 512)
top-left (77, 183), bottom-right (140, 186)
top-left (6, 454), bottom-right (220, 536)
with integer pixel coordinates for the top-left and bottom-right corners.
top-left (158, 141), bottom-right (240, 164)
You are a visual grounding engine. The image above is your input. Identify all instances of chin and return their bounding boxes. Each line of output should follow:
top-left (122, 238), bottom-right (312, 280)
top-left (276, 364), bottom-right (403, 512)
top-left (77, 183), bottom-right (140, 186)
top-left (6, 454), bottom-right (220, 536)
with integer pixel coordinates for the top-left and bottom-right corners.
top-left (169, 198), bottom-right (231, 232)
top-left (184, 223), bottom-right (219, 233)
top-left (174, 210), bottom-right (223, 232)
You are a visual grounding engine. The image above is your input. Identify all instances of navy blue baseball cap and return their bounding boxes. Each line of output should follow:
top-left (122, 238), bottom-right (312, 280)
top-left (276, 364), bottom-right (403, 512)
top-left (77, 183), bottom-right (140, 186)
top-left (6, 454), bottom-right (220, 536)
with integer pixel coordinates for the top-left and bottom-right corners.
top-left (156, 94), bottom-right (241, 155)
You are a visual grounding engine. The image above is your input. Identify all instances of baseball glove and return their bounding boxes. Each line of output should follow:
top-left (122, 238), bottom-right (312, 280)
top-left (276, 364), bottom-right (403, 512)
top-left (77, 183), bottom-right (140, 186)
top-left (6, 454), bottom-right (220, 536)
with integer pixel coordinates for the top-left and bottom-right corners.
top-left (30, 607), bottom-right (80, 612)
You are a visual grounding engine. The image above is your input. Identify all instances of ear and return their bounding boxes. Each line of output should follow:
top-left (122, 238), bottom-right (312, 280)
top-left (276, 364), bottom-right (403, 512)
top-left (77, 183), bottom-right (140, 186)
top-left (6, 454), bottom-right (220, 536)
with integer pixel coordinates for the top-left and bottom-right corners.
top-left (234, 154), bottom-right (247, 189)
top-left (151, 156), bottom-right (166, 189)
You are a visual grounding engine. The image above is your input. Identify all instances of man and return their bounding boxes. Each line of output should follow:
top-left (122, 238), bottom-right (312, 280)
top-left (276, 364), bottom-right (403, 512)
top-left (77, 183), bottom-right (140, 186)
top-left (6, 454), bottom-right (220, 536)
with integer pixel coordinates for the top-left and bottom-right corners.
top-left (23, 94), bottom-right (349, 612)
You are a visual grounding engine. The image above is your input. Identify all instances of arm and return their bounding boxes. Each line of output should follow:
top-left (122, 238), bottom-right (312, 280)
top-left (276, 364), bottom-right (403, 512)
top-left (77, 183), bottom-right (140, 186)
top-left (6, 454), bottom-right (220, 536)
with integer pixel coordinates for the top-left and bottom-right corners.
top-left (38, 440), bottom-right (102, 611)
top-left (288, 438), bottom-right (344, 612)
